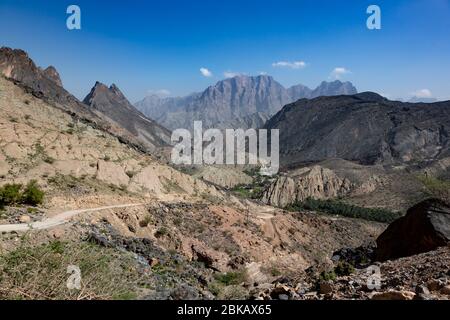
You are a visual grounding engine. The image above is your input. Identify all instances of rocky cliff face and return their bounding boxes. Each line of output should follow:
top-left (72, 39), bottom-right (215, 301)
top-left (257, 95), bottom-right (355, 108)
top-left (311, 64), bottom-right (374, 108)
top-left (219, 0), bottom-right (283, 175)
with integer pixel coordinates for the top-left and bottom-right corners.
top-left (265, 92), bottom-right (450, 167)
top-left (135, 75), bottom-right (357, 130)
top-left (262, 166), bottom-right (353, 207)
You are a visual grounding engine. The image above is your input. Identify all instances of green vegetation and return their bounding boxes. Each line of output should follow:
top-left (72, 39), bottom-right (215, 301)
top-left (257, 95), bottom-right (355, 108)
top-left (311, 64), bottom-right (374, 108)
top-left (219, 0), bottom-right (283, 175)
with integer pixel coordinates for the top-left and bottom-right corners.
top-left (231, 185), bottom-right (253, 198)
top-left (154, 226), bottom-right (169, 238)
top-left (0, 180), bottom-right (44, 209)
top-left (417, 174), bottom-right (450, 202)
top-left (231, 167), bottom-right (273, 200)
top-left (319, 270), bottom-right (337, 281)
top-left (286, 197), bottom-right (401, 223)
top-left (139, 215), bottom-right (153, 228)
top-left (214, 270), bottom-right (247, 286)
top-left (334, 261), bottom-right (355, 277)
top-left (208, 270), bottom-right (248, 299)
top-left (0, 240), bottom-right (141, 300)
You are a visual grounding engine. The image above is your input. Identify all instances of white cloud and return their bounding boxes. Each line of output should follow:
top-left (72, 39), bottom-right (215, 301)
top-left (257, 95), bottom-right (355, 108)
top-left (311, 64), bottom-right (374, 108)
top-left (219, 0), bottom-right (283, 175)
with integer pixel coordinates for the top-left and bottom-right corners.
top-left (259, 71), bottom-right (268, 75)
top-left (272, 61), bottom-right (306, 69)
top-left (200, 67), bottom-right (213, 77)
top-left (411, 89), bottom-right (432, 98)
top-left (330, 67), bottom-right (351, 79)
top-left (147, 89), bottom-right (171, 97)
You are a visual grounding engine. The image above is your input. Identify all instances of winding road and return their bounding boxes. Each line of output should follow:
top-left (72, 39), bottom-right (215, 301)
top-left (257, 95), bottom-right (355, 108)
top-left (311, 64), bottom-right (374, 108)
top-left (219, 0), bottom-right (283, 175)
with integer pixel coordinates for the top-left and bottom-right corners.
top-left (0, 203), bottom-right (144, 233)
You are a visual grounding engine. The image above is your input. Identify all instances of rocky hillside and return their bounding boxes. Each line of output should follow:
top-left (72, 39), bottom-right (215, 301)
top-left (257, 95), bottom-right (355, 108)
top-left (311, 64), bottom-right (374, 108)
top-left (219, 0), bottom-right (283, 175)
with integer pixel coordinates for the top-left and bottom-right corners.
top-left (265, 92), bottom-right (450, 167)
top-left (83, 82), bottom-right (171, 153)
top-left (253, 199), bottom-right (450, 301)
top-left (0, 47), bottom-right (171, 154)
top-left (135, 75), bottom-right (357, 130)
top-left (261, 159), bottom-right (432, 211)
top-left (0, 73), bottom-right (386, 300)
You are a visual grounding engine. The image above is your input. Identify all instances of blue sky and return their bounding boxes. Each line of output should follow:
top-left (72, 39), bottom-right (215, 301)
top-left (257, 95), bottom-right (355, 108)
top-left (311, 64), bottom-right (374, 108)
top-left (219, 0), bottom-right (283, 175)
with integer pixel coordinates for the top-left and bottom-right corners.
top-left (0, 0), bottom-right (449, 102)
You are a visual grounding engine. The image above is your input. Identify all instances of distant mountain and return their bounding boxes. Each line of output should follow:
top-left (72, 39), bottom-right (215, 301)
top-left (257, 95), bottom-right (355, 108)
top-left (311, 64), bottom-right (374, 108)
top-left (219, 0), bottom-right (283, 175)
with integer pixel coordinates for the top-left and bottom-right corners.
top-left (83, 82), bottom-right (172, 152)
top-left (409, 96), bottom-right (438, 103)
top-left (134, 93), bottom-right (201, 121)
top-left (0, 47), bottom-right (171, 154)
top-left (264, 92), bottom-right (450, 167)
top-left (310, 80), bottom-right (357, 97)
top-left (135, 75), bottom-right (358, 130)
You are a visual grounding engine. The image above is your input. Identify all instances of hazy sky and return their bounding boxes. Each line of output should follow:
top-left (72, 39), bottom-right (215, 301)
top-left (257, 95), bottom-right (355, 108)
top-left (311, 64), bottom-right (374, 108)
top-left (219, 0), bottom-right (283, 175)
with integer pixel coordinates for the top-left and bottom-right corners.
top-left (1, 0), bottom-right (449, 102)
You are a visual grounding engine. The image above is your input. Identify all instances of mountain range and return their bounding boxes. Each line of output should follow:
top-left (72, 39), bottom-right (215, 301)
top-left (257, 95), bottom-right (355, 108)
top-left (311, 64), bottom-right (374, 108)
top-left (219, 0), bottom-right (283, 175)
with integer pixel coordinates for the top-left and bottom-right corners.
top-left (135, 75), bottom-right (357, 130)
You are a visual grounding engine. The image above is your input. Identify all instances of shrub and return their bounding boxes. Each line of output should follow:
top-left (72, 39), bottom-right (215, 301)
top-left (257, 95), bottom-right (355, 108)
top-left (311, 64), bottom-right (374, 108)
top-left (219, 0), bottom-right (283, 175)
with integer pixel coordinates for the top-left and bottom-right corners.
top-left (0, 181), bottom-right (44, 208)
top-left (0, 183), bottom-right (23, 206)
top-left (417, 175), bottom-right (450, 202)
top-left (154, 227), bottom-right (168, 238)
top-left (139, 215), bottom-right (152, 228)
top-left (334, 261), bottom-right (355, 277)
top-left (286, 197), bottom-right (401, 223)
top-left (21, 180), bottom-right (45, 206)
top-left (319, 270), bottom-right (337, 282)
top-left (214, 270), bottom-right (247, 286)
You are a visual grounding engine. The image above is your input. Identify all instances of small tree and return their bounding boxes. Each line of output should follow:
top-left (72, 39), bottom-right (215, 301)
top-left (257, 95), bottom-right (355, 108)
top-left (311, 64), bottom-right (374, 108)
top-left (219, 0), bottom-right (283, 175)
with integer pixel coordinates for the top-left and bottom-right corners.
top-left (21, 180), bottom-right (44, 206)
top-left (0, 183), bottom-right (23, 206)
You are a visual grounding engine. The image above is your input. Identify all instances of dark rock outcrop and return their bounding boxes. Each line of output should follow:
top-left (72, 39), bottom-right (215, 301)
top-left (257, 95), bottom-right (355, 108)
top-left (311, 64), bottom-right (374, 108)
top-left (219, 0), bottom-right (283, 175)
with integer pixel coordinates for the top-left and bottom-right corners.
top-left (376, 199), bottom-right (450, 261)
top-left (264, 92), bottom-right (450, 167)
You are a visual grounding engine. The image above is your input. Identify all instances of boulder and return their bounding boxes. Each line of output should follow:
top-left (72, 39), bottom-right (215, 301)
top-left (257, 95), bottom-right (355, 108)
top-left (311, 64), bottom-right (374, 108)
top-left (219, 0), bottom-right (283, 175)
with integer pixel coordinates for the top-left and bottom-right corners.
top-left (371, 290), bottom-right (416, 300)
top-left (19, 215), bottom-right (31, 224)
top-left (440, 285), bottom-right (450, 295)
top-left (319, 281), bottom-right (334, 295)
top-left (375, 199), bottom-right (450, 261)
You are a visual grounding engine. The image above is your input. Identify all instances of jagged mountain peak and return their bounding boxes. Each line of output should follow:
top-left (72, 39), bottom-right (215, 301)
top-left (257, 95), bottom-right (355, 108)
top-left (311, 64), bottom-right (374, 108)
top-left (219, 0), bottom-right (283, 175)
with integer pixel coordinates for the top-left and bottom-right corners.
top-left (312, 80), bottom-right (357, 97)
top-left (135, 74), bottom-right (359, 130)
top-left (83, 81), bottom-right (171, 150)
top-left (41, 66), bottom-right (63, 87)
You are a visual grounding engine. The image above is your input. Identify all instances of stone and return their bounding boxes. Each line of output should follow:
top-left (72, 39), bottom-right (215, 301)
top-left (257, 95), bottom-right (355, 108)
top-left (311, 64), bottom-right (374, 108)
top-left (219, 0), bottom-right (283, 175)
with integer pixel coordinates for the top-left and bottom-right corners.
top-left (319, 281), bottom-right (334, 295)
top-left (149, 258), bottom-right (159, 267)
top-left (427, 279), bottom-right (444, 292)
top-left (19, 215), bottom-right (31, 224)
top-left (170, 284), bottom-right (200, 300)
top-left (440, 285), bottom-right (450, 295)
top-left (371, 290), bottom-right (416, 300)
top-left (415, 285), bottom-right (430, 295)
top-left (278, 294), bottom-right (289, 300)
